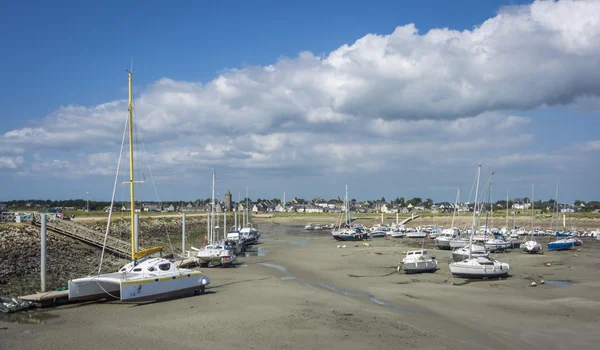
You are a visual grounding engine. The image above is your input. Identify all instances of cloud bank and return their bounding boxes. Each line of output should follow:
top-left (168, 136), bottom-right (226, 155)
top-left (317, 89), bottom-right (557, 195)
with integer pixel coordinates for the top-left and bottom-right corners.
top-left (1, 0), bottom-right (600, 200)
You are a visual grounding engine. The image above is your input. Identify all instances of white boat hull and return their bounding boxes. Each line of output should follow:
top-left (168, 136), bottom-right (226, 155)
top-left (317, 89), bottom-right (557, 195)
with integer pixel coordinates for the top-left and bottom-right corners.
top-left (403, 260), bottom-right (437, 273)
top-left (449, 239), bottom-right (470, 248)
top-left (68, 271), bottom-right (209, 302)
top-left (450, 258), bottom-right (510, 278)
top-left (406, 232), bottom-right (427, 238)
top-left (521, 240), bottom-right (543, 253)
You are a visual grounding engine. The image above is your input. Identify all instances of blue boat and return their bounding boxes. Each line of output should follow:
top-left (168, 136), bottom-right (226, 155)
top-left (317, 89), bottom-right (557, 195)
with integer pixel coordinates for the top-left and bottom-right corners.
top-left (548, 238), bottom-right (576, 251)
top-left (333, 227), bottom-right (369, 241)
top-left (555, 231), bottom-right (573, 237)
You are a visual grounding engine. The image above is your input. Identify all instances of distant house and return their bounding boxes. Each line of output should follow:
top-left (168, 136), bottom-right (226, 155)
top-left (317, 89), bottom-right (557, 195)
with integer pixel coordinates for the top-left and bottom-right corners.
top-left (561, 207), bottom-right (575, 213)
top-left (252, 205), bottom-right (259, 213)
top-left (512, 203), bottom-right (531, 210)
top-left (305, 206), bottom-right (324, 213)
top-left (165, 204), bottom-right (176, 212)
top-left (400, 207), bottom-right (410, 214)
top-left (414, 203), bottom-right (425, 211)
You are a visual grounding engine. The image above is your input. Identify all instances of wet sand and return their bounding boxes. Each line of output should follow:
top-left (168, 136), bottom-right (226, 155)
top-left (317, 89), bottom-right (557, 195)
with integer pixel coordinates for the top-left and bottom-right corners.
top-left (2, 219), bottom-right (600, 349)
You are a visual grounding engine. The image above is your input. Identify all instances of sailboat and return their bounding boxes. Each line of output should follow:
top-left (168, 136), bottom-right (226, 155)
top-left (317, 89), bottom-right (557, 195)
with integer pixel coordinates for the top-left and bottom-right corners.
top-left (548, 185), bottom-right (577, 251)
top-left (484, 174), bottom-right (511, 252)
top-left (190, 169), bottom-right (236, 267)
top-left (435, 187), bottom-right (461, 250)
top-left (521, 182), bottom-right (543, 253)
top-left (449, 165), bottom-right (510, 278)
top-left (68, 71), bottom-right (210, 302)
top-left (332, 185), bottom-right (368, 241)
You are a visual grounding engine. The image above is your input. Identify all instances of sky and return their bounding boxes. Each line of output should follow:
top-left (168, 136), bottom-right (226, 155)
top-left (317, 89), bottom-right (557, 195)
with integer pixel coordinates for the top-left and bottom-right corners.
top-left (1, 0), bottom-right (599, 204)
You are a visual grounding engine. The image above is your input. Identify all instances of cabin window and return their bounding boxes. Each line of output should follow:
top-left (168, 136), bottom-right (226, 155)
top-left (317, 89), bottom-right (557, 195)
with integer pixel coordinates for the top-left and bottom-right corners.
top-left (148, 267), bottom-right (156, 272)
top-left (120, 268), bottom-right (126, 272)
top-left (133, 268), bottom-right (142, 272)
top-left (158, 263), bottom-right (171, 271)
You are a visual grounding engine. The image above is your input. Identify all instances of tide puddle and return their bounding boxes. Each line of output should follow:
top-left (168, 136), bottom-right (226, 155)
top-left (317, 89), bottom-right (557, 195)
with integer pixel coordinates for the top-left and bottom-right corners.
top-left (259, 263), bottom-right (421, 315)
top-left (289, 240), bottom-right (307, 246)
top-left (544, 280), bottom-right (574, 287)
top-left (244, 247), bottom-right (269, 257)
top-left (0, 311), bottom-right (61, 325)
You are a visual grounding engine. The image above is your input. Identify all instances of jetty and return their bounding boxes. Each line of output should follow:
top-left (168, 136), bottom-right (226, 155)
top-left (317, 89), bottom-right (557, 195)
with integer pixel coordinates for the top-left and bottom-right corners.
top-left (30, 214), bottom-right (131, 258)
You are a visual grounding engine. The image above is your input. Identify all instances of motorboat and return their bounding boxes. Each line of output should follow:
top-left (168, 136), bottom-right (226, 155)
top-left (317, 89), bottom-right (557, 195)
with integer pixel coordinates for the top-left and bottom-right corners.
top-left (191, 243), bottom-right (236, 267)
top-left (406, 228), bottom-right (427, 238)
top-left (305, 223), bottom-right (314, 230)
top-left (399, 249), bottom-right (437, 274)
top-left (449, 237), bottom-right (470, 249)
top-left (240, 226), bottom-right (260, 245)
top-left (435, 229), bottom-right (459, 250)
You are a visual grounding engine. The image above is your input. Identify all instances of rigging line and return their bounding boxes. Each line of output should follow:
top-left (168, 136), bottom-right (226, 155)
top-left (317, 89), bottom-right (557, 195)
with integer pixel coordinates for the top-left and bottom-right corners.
top-left (136, 115), bottom-right (162, 208)
top-left (467, 166), bottom-right (478, 206)
top-left (98, 112), bottom-right (129, 274)
top-left (132, 102), bottom-right (177, 257)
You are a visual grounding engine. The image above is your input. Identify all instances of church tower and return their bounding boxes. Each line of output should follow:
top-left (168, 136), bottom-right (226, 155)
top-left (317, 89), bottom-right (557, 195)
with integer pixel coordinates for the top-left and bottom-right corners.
top-left (224, 189), bottom-right (232, 211)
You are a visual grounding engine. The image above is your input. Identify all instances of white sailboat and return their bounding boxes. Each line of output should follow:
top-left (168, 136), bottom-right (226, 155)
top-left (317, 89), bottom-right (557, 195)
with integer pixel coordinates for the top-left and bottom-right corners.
top-left (450, 165), bottom-right (510, 278)
top-left (68, 71), bottom-right (210, 302)
top-left (521, 181), bottom-right (543, 254)
top-left (436, 187), bottom-right (461, 249)
top-left (191, 169), bottom-right (236, 267)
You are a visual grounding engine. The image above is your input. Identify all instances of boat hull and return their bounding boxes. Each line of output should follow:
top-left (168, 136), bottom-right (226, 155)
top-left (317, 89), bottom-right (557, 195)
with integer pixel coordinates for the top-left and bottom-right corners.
top-left (402, 260), bottom-right (437, 274)
top-left (449, 259), bottom-right (509, 278)
top-left (68, 271), bottom-right (209, 302)
top-left (548, 241), bottom-right (575, 251)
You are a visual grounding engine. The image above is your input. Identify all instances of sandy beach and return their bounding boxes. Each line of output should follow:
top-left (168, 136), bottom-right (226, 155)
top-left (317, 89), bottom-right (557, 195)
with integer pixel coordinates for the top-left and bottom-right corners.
top-left (2, 217), bottom-right (600, 350)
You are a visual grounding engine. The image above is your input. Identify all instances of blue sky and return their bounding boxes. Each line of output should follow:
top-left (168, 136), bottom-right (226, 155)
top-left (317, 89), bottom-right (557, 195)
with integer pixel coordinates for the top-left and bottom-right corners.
top-left (1, 0), bottom-right (599, 203)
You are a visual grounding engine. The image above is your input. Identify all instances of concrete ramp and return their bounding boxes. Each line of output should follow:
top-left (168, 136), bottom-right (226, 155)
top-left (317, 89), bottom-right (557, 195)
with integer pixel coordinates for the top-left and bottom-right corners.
top-left (399, 215), bottom-right (420, 225)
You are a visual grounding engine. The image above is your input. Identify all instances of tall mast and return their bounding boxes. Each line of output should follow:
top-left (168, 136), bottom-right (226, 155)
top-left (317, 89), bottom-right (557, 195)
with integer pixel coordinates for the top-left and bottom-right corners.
top-left (531, 181), bottom-right (534, 239)
top-left (128, 71), bottom-right (135, 260)
top-left (469, 164), bottom-right (482, 260)
top-left (245, 185), bottom-right (248, 227)
top-left (451, 186), bottom-right (459, 229)
top-left (555, 184), bottom-right (559, 232)
top-left (457, 186), bottom-right (461, 229)
top-left (506, 190), bottom-right (509, 230)
top-left (345, 184), bottom-right (348, 225)
top-left (211, 168), bottom-right (215, 243)
top-left (490, 173), bottom-right (494, 230)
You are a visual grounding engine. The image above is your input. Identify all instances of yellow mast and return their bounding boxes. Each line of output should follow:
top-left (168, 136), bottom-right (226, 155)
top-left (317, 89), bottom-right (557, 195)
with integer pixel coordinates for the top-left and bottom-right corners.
top-left (128, 71), bottom-right (162, 261)
top-left (128, 71), bottom-right (135, 260)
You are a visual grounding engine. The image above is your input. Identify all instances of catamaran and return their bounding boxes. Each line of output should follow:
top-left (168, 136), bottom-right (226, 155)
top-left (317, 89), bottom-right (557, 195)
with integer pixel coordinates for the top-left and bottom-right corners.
top-left (68, 71), bottom-right (210, 302)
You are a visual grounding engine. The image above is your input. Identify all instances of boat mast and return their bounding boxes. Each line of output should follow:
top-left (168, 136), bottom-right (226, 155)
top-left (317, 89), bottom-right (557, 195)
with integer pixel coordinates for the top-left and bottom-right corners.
top-left (490, 173), bottom-right (494, 230)
top-left (450, 187), bottom-right (458, 229)
top-left (128, 71), bottom-right (136, 260)
top-left (211, 168), bottom-right (215, 243)
top-left (345, 184), bottom-right (348, 226)
top-left (555, 184), bottom-right (559, 232)
top-left (469, 164), bottom-right (481, 260)
top-left (531, 181), bottom-right (534, 240)
top-left (506, 190), bottom-right (509, 230)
